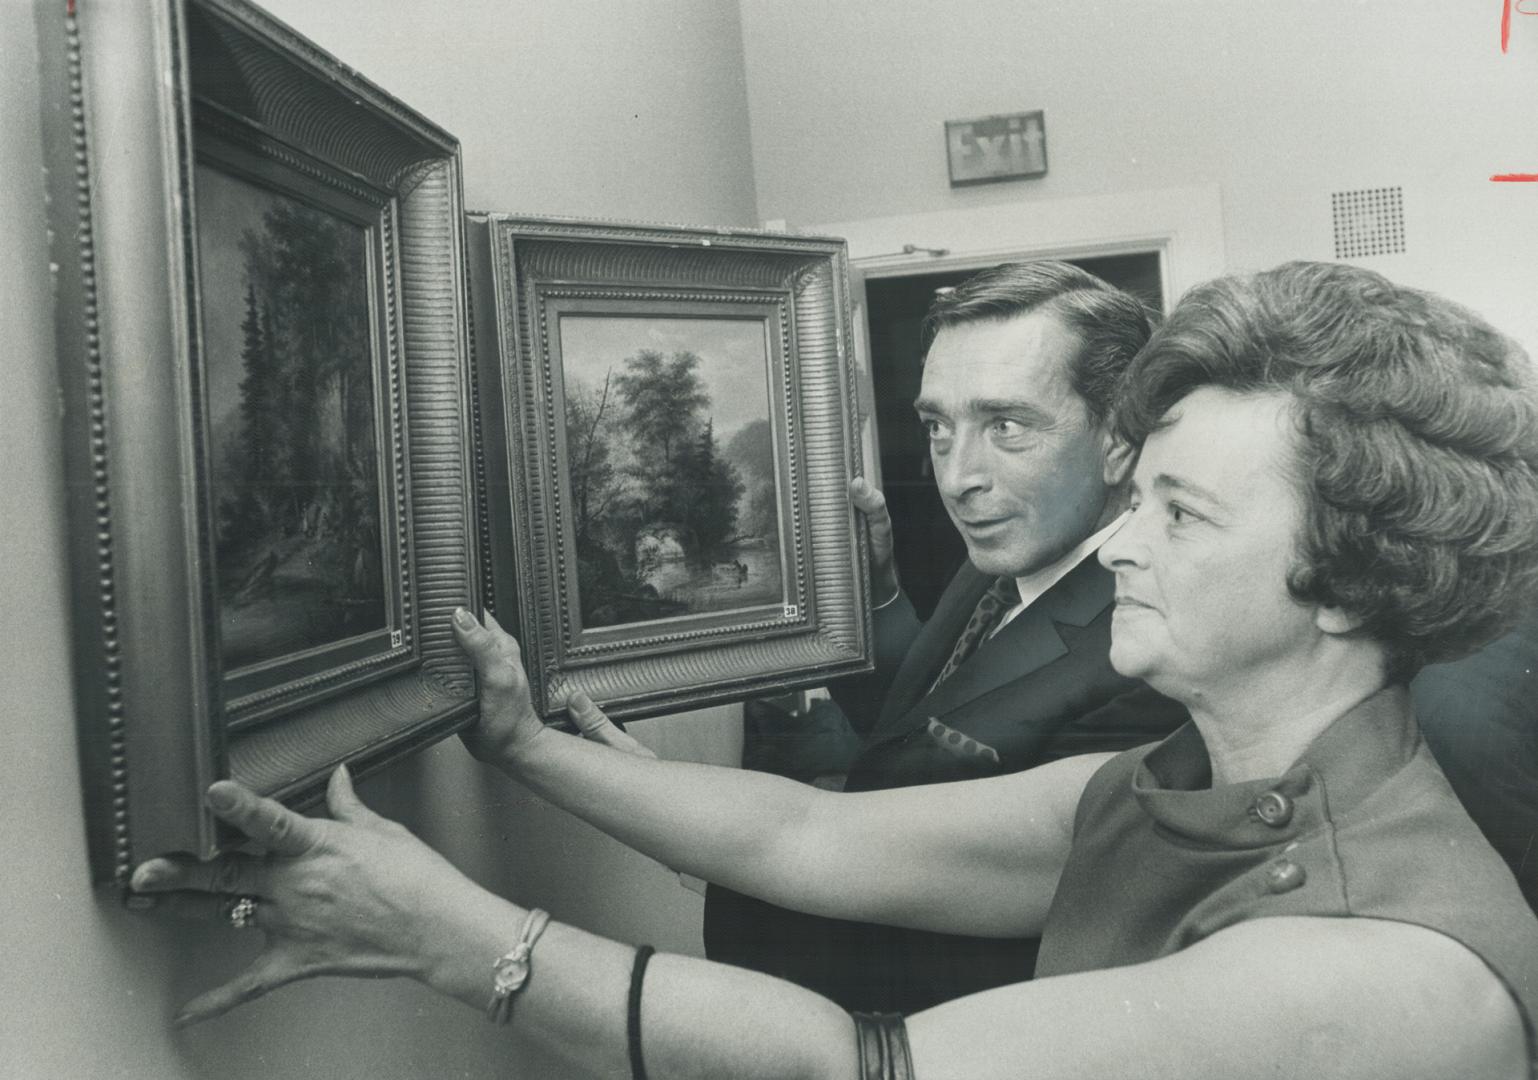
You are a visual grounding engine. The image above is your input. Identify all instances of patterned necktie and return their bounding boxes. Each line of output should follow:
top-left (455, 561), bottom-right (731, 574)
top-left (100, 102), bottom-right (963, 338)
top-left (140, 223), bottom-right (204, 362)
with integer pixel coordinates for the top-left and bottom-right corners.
top-left (931, 575), bottom-right (1021, 690)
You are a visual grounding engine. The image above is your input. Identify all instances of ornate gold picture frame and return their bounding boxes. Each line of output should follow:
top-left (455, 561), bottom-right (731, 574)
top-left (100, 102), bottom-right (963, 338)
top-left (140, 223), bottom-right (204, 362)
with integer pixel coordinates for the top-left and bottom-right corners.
top-left (469, 215), bottom-right (874, 722)
top-left (40, 0), bottom-right (480, 883)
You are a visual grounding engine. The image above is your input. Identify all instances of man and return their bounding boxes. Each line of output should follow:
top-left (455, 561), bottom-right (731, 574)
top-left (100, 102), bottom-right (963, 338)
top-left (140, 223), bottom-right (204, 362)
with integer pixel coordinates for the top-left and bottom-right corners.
top-left (704, 262), bottom-right (1188, 1013)
top-left (1411, 605), bottom-right (1538, 917)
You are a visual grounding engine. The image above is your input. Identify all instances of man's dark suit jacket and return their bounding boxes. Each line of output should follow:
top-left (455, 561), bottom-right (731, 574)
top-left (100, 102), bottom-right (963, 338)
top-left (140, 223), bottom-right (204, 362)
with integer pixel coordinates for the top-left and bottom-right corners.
top-left (1411, 606), bottom-right (1538, 917)
top-left (704, 554), bottom-right (1187, 1014)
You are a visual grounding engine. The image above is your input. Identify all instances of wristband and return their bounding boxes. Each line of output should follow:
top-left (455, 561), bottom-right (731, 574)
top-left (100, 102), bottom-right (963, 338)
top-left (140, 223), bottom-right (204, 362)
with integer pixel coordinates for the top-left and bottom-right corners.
top-left (487, 907), bottom-right (551, 1024)
top-left (627, 944), bottom-right (656, 1080)
top-left (851, 1012), bottom-right (914, 1080)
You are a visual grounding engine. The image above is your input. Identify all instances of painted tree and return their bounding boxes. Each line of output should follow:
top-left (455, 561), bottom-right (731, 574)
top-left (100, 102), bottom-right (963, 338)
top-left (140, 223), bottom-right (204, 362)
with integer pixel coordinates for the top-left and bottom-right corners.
top-left (676, 418), bottom-right (744, 565)
top-left (725, 418), bottom-right (778, 539)
top-left (239, 199), bottom-right (373, 530)
top-left (220, 197), bottom-right (380, 601)
top-left (565, 369), bottom-right (623, 551)
top-left (218, 284), bottom-right (282, 554)
top-left (613, 349), bottom-right (709, 521)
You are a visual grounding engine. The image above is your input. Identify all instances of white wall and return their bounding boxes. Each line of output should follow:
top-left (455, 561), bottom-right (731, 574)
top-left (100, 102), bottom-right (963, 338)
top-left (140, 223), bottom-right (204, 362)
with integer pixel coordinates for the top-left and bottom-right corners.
top-left (254, 0), bottom-right (759, 224)
top-left (2, 2), bottom-right (753, 1078)
top-left (9, 3), bottom-right (1538, 1078)
top-left (741, 0), bottom-right (1538, 354)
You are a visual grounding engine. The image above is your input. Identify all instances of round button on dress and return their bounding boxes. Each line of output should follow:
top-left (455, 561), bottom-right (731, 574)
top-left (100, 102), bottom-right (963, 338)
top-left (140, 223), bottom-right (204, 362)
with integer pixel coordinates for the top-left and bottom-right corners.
top-left (1251, 790), bottom-right (1294, 827)
top-left (1265, 860), bottom-right (1307, 894)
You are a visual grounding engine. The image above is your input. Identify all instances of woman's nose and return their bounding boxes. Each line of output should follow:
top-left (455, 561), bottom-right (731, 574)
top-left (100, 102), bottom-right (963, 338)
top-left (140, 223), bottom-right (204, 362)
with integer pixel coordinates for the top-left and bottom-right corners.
top-left (1098, 506), bottom-right (1148, 571)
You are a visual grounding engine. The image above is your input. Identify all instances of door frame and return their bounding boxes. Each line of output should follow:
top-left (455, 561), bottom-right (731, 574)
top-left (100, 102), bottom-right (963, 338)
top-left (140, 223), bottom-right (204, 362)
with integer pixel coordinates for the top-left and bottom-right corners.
top-left (801, 184), bottom-right (1226, 485)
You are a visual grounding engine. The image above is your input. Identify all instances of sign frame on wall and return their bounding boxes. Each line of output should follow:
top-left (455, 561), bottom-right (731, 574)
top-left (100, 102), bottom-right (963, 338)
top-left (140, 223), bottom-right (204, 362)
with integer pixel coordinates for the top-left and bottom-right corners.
top-left (945, 111), bottom-right (1049, 187)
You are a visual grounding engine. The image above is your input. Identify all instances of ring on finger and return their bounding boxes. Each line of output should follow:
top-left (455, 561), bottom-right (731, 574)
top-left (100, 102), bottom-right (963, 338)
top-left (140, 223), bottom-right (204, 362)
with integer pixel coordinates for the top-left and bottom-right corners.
top-left (226, 895), bottom-right (260, 930)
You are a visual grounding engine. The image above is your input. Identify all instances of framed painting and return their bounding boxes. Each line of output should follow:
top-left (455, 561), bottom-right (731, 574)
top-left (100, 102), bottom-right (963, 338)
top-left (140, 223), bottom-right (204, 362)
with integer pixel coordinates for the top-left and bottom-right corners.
top-left (38, 0), bottom-right (480, 884)
top-left (469, 216), bottom-right (874, 722)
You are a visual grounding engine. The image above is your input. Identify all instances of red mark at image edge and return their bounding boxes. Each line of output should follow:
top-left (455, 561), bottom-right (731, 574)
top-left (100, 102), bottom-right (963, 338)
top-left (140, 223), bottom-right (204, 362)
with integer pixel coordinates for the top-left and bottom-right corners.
top-left (45, 0), bottom-right (1536, 177)
top-left (1506, 0), bottom-right (1538, 51)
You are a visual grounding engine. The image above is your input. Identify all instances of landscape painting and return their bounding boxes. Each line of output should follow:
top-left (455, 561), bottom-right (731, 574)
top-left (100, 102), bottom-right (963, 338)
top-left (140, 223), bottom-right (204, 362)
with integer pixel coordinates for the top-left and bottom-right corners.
top-left (557, 315), bottom-right (786, 630)
top-left (195, 164), bottom-right (389, 672)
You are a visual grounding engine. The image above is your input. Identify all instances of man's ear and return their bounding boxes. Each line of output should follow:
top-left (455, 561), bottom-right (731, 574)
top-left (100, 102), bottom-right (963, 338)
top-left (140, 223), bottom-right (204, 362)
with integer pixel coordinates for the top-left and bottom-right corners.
top-left (1314, 605), bottom-right (1366, 636)
top-left (1101, 430), bottom-right (1135, 486)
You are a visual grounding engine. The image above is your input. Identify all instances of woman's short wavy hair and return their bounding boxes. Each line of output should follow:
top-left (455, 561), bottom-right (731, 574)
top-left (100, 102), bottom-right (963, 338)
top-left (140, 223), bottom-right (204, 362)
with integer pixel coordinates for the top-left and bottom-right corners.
top-left (1115, 261), bottom-right (1538, 681)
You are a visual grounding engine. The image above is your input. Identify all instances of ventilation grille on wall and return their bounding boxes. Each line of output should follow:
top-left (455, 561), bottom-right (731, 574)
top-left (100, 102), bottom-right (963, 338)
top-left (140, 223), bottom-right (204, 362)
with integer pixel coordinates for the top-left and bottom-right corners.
top-left (1331, 187), bottom-right (1405, 258)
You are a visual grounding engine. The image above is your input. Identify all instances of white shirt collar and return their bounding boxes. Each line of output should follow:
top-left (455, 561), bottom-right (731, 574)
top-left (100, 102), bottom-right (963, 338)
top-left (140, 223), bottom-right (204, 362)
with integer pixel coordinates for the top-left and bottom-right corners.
top-left (993, 509), bottom-right (1129, 636)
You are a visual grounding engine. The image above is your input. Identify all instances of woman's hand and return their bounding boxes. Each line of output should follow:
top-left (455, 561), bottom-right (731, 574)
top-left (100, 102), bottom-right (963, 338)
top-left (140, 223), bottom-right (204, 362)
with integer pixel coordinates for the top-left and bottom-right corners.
top-left (452, 608), bottom-right (655, 766)
top-left (451, 607), bottom-right (545, 766)
top-left (129, 766), bottom-right (508, 1025)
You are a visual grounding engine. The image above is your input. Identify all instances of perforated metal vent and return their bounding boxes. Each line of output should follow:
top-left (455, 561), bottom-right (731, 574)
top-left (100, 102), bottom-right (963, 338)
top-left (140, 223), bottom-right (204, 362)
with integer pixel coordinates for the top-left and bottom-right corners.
top-left (1331, 187), bottom-right (1405, 258)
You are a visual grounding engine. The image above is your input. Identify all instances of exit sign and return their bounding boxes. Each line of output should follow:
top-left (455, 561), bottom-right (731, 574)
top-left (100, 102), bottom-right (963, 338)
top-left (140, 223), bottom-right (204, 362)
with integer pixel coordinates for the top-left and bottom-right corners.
top-left (945, 111), bottom-right (1048, 187)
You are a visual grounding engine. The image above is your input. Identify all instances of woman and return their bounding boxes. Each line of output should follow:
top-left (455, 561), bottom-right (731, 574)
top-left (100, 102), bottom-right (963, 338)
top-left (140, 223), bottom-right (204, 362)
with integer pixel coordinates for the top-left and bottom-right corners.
top-left (133, 262), bottom-right (1538, 1079)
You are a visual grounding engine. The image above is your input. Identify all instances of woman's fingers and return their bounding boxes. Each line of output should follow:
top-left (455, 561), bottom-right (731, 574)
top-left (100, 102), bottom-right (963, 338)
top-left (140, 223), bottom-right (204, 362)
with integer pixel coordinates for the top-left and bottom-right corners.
top-left (127, 888), bottom-right (272, 928)
top-left (130, 770), bottom-right (369, 912)
top-left (568, 691), bottom-right (656, 759)
top-left (452, 608), bottom-right (528, 693)
top-left (174, 952), bottom-right (309, 1027)
top-left (323, 763), bottom-right (374, 825)
top-left (130, 851), bottom-right (266, 898)
top-left (453, 607), bottom-right (558, 765)
top-left (175, 971), bottom-right (266, 1026)
top-left (450, 606), bottom-right (496, 659)
top-left (205, 781), bottom-right (324, 858)
top-left (481, 610), bottom-right (524, 665)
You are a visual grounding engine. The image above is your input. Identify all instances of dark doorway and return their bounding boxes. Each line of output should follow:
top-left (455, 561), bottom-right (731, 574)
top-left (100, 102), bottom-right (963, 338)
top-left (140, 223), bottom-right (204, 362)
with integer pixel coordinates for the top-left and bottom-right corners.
top-left (864, 252), bottom-right (1163, 619)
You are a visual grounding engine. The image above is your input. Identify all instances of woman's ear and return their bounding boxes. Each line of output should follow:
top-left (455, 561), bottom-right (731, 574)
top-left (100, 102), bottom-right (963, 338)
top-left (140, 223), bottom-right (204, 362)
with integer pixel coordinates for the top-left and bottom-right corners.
top-left (1102, 431), bottom-right (1135, 486)
top-left (1314, 605), bottom-right (1366, 636)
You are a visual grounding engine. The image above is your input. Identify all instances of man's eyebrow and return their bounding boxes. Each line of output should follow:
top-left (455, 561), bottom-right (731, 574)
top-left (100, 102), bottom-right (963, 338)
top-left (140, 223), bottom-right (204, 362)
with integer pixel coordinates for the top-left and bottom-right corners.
top-left (1150, 472), bottom-right (1228, 510)
top-left (912, 396), bottom-right (1053, 425)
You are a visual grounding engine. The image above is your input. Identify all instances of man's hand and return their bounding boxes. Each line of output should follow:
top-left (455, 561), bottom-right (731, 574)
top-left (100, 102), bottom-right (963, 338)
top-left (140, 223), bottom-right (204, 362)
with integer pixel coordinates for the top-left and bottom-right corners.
top-left (452, 608), bottom-right (655, 765)
top-left (849, 477), bottom-right (900, 606)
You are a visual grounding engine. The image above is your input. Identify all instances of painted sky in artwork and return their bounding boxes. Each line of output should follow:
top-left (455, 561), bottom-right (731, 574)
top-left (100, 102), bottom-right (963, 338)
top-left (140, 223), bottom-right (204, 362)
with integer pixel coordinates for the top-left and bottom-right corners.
top-left (557, 315), bottom-right (771, 447)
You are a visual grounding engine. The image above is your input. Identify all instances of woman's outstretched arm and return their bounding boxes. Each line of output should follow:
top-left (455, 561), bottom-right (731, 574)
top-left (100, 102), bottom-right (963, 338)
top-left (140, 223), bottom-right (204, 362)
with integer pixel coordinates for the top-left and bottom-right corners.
top-left (452, 608), bottom-right (1097, 937)
top-left (132, 770), bottom-right (1525, 1080)
top-left (131, 768), bottom-right (859, 1080)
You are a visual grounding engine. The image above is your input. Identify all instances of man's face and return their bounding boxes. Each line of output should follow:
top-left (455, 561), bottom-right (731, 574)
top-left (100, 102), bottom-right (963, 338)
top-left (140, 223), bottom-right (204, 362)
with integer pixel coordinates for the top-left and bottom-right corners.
top-left (1098, 387), bottom-right (1321, 701)
top-left (915, 310), bottom-right (1113, 579)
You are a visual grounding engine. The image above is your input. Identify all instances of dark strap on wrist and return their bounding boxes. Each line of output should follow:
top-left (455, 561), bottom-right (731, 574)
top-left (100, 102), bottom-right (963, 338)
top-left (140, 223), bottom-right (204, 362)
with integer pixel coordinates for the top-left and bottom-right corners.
top-left (627, 944), bottom-right (655, 1080)
top-left (851, 1012), bottom-right (914, 1080)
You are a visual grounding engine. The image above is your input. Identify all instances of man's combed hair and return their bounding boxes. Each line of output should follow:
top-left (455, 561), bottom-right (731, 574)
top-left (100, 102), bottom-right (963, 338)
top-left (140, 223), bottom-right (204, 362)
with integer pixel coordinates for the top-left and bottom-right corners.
top-left (922, 261), bottom-right (1158, 423)
top-left (1116, 260), bottom-right (1538, 680)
